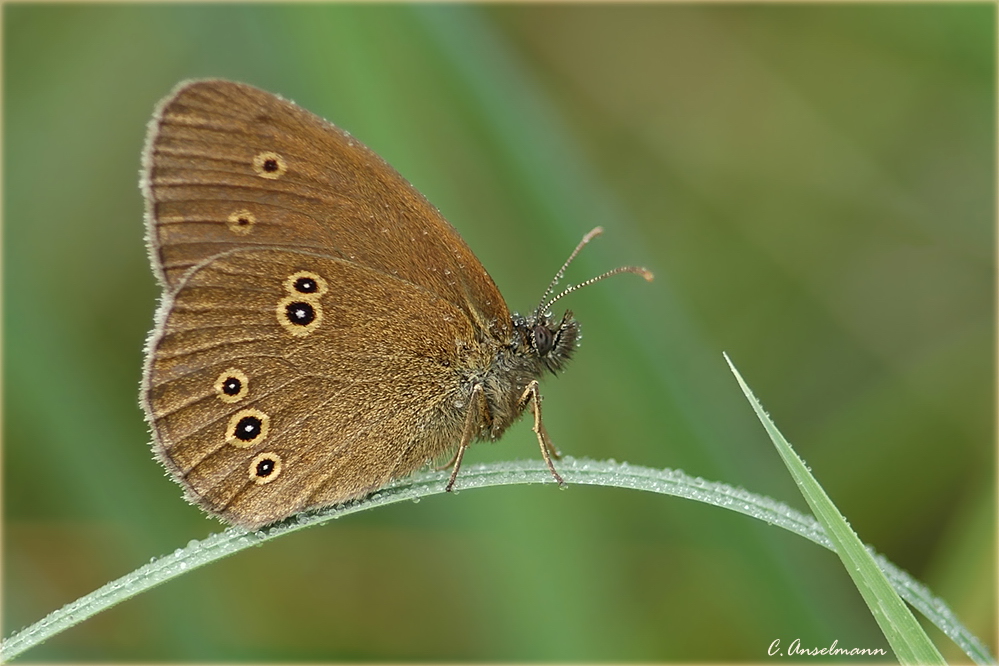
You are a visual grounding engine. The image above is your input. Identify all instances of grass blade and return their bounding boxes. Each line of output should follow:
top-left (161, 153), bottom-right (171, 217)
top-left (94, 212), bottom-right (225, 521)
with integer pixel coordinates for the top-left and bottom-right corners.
top-left (725, 352), bottom-right (948, 664)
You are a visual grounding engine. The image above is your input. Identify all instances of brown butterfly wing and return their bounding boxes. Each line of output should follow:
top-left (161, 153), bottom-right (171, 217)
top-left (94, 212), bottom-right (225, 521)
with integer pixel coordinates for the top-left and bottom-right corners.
top-left (141, 79), bottom-right (512, 527)
top-left (144, 248), bottom-right (485, 529)
top-left (142, 79), bottom-right (510, 338)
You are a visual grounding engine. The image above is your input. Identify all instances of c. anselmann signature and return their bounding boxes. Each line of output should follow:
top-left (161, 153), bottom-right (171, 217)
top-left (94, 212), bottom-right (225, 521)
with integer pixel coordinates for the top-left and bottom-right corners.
top-left (769, 638), bottom-right (888, 657)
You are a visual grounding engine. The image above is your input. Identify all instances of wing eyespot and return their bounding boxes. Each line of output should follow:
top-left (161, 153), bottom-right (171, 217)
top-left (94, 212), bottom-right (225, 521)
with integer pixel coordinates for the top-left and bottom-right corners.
top-left (283, 270), bottom-right (328, 297)
top-left (225, 408), bottom-right (270, 448)
top-left (249, 452), bottom-right (283, 484)
top-left (253, 151), bottom-right (287, 179)
top-left (277, 297), bottom-right (323, 336)
top-left (226, 209), bottom-right (256, 235)
top-left (214, 368), bottom-right (249, 403)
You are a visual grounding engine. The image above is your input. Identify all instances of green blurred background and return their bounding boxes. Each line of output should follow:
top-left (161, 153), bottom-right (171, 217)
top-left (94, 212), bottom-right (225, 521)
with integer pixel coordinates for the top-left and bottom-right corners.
top-left (3, 4), bottom-right (995, 662)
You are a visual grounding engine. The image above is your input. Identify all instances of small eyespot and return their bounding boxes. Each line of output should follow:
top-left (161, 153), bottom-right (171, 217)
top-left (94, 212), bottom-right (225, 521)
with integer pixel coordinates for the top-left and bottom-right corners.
top-left (277, 297), bottom-right (323, 337)
top-left (214, 368), bottom-right (249, 403)
top-left (295, 277), bottom-right (316, 293)
top-left (226, 209), bottom-right (256, 235)
top-left (225, 409), bottom-right (270, 448)
top-left (249, 452), bottom-right (283, 485)
top-left (286, 301), bottom-right (315, 325)
top-left (283, 270), bottom-right (328, 297)
top-left (252, 151), bottom-right (287, 179)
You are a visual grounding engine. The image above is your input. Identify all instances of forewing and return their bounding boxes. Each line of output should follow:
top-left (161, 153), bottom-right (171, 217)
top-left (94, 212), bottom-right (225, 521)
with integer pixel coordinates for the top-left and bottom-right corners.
top-left (142, 79), bottom-right (510, 339)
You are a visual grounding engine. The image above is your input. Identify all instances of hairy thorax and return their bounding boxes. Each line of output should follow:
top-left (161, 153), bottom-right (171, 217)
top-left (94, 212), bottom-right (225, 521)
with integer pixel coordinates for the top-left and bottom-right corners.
top-left (472, 310), bottom-right (579, 441)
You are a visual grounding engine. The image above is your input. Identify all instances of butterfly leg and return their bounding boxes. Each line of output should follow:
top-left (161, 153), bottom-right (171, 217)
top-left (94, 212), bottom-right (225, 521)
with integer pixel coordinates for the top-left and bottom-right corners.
top-left (518, 380), bottom-right (566, 486)
top-left (445, 383), bottom-right (486, 492)
top-left (434, 449), bottom-right (460, 472)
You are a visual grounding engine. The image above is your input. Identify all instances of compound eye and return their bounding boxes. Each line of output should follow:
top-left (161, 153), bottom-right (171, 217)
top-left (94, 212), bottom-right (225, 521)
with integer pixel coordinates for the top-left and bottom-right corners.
top-left (533, 324), bottom-right (554, 356)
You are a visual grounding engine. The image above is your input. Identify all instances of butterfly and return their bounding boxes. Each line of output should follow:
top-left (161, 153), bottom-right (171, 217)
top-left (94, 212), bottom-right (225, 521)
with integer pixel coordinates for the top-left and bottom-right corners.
top-left (141, 80), bottom-right (652, 529)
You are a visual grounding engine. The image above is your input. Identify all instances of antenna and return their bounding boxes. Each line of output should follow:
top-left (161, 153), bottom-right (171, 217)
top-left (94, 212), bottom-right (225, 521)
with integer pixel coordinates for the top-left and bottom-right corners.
top-left (536, 227), bottom-right (654, 315)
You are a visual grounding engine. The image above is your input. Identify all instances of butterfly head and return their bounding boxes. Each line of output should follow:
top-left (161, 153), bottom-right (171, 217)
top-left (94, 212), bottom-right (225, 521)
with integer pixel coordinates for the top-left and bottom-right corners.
top-left (512, 309), bottom-right (579, 374)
